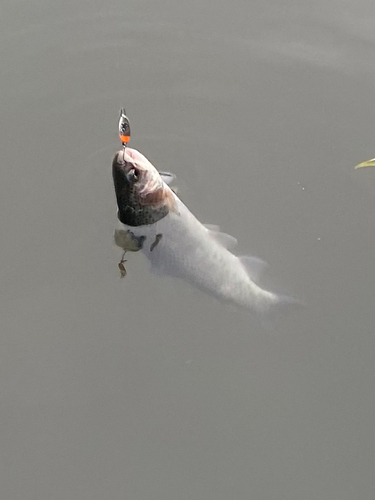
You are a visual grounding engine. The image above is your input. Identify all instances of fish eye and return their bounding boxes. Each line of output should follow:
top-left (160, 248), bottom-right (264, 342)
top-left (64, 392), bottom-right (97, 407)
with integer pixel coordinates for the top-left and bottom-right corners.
top-left (127, 168), bottom-right (139, 183)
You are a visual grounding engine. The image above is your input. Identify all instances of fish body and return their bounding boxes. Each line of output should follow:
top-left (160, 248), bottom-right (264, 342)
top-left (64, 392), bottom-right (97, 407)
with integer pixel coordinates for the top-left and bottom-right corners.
top-left (112, 148), bottom-right (294, 315)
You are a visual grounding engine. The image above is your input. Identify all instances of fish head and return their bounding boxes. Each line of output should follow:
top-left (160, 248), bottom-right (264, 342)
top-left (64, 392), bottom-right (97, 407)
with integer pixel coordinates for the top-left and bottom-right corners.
top-left (112, 147), bottom-right (178, 226)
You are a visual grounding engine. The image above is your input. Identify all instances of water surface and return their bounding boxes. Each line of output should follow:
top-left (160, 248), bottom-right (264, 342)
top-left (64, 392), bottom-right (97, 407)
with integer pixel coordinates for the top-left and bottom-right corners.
top-left (0, 1), bottom-right (374, 499)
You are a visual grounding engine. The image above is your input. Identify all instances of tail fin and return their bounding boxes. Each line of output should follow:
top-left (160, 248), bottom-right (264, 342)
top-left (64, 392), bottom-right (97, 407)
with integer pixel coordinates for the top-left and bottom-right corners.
top-left (259, 293), bottom-right (304, 331)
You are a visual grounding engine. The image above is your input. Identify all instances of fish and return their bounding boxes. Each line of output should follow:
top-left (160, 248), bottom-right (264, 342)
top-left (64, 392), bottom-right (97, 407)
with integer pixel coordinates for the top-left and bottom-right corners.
top-left (112, 146), bottom-right (299, 318)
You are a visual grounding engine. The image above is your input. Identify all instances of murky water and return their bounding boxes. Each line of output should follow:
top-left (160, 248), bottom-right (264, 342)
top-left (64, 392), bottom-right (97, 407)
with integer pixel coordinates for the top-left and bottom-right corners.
top-left (0, 1), bottom-right (374, 499)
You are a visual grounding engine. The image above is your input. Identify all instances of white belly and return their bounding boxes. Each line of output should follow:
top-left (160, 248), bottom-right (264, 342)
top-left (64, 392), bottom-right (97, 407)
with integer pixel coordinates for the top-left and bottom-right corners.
top-left (116, 197), bottom-right (280, 314)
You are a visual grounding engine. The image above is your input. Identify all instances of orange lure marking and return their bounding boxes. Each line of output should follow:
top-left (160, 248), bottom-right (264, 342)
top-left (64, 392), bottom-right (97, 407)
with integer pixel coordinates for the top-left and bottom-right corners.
top-left (119, 134), bottom-right (130, 144)
top-left (118, 108), bottom-right (131, 146)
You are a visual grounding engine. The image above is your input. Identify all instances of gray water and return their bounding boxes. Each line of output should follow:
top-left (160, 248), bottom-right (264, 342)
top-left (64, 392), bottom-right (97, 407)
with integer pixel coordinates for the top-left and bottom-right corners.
top-left (1, 1), bottom-right (374, 499)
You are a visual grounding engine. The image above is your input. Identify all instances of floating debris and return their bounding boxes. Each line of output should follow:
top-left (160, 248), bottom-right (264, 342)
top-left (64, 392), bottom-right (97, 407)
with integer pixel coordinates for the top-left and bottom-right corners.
top-left (355, 158), bottom-right (375, 169)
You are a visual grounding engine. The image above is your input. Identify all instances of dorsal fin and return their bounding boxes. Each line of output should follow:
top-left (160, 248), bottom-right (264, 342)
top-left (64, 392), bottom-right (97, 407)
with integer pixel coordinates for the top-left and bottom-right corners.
top-left (239, 255), bottom-right (268, 281)
top-left (159, 172), bottom-right (176, 185)
top-left (209, 230), bottom-right (237, 250)
top-left (204, 224), bottom-right (220, 232)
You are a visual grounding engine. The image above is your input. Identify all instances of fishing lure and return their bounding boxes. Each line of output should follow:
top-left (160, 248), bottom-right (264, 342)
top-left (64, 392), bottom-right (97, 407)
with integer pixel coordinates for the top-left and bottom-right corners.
top-left (118, 108), bottom-right (131, 147)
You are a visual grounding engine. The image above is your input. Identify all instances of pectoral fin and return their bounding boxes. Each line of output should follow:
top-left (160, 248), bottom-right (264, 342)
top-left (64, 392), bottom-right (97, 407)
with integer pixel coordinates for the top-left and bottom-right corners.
top-left (114, 229), bottom-right (145, 251)
top-left (208, 230), bottom-right (237, 250)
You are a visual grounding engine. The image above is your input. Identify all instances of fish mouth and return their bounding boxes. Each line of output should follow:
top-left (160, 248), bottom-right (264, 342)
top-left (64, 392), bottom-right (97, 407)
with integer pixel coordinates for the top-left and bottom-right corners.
top-left (113, 149), bottom-right (126, 166)
top-left (112, 149), bottom-right (141, 190)
top-left (112, 147), bottom-right (179, 226)
top-left (112, 149), bottom-right (133, 176)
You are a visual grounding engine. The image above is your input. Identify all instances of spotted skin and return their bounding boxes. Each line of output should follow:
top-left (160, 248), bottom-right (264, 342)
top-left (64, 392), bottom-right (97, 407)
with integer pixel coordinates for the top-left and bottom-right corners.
top-left (150, 233), bottom-right (163, 251)
top-left (112, 152), bottom-right (170, 227)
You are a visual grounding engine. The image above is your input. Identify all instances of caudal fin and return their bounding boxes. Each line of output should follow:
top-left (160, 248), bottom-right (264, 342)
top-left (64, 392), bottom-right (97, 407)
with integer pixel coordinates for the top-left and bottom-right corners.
top-left (259, 293), bottom-right (304, 330)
